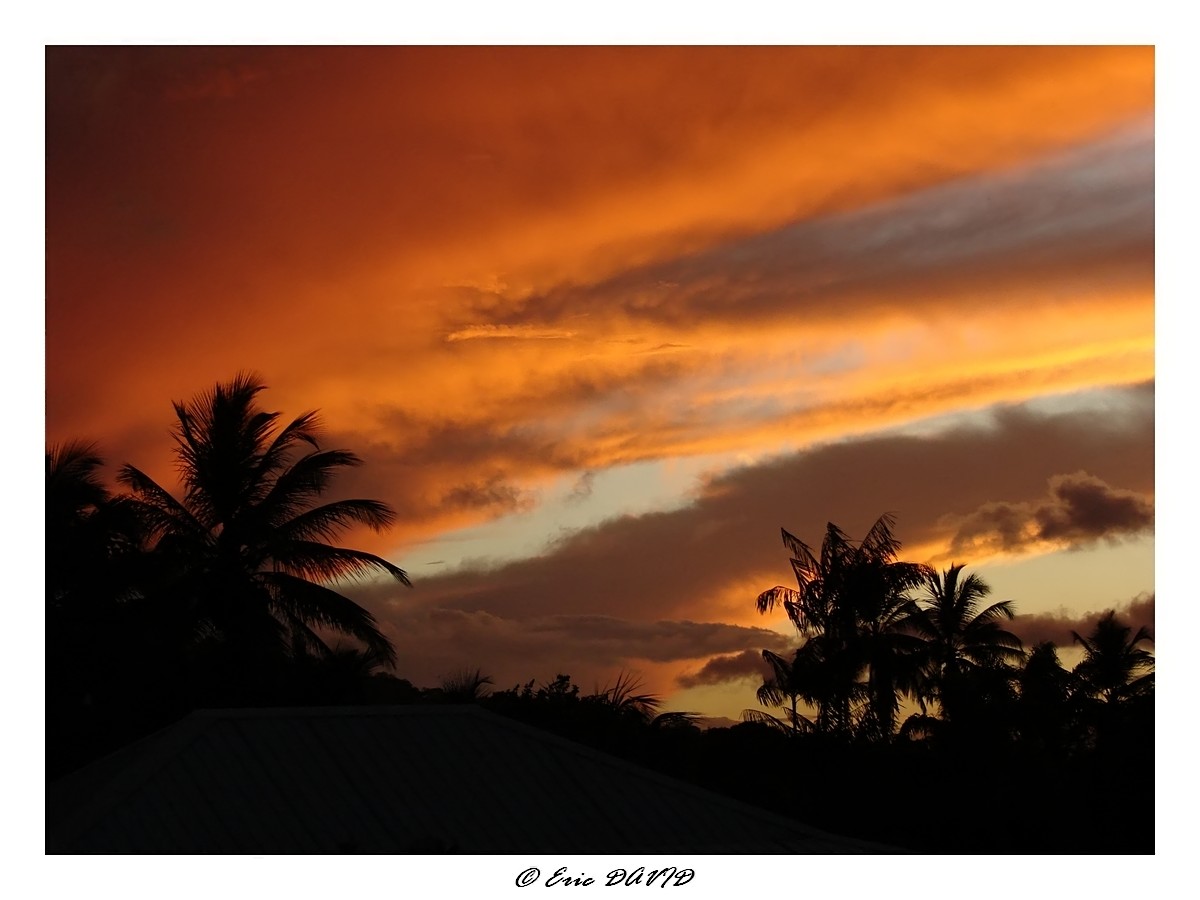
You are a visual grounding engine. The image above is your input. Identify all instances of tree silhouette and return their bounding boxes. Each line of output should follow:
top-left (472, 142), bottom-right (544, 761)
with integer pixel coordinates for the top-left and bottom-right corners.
top-left (1017, 641), bottom-right (1081, 752)
top-left (755, 514), bottom-right (927, 739)
top-left (588, 671), bottom-right (663, 723)
top-left (46, 442), bottom-right (111, 604)
top-left (116, 373), bottom-right (409, 680)
top-left (908, 563), bottom-right (1024, 725)
top-left (46, 441), bottom-right (143, 614)
top-left (1072, 610), bottom-right (1154, 704)
top-left (750, 648), bottom-right (817, 735)
top-left (1071, 611), bottom-right (1154, 760)
top-left (439, 667), bottom-right (495, 702)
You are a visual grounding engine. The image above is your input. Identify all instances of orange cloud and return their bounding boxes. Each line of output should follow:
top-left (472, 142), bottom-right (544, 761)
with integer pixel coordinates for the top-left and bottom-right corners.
top-left (48, 48), bottom-right (1152, 453)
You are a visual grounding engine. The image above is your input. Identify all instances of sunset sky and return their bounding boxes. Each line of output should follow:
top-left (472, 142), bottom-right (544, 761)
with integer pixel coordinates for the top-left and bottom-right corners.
top-left (44, 45), bottom-right (1155, 721)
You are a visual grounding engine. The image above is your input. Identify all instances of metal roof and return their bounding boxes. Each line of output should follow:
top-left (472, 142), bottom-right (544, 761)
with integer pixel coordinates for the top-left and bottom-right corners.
top-left (47, 705), bottom-right (889, 853)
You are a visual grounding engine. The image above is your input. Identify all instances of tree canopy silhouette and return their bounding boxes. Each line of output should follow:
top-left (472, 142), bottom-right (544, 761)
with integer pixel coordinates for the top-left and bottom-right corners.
top-left (755, 513), bottom-right (927, 739)
top-left (117, 373), bottom-right (409, 669)
top-left (1072, 610), bottom-right (1154, 704)
top-left (908, 563), bottom-right (1024, 725)
top-left (46, 440), bottom-right (143, 614)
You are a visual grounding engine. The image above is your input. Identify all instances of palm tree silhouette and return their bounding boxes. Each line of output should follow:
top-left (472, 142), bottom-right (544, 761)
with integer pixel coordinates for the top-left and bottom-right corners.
top-left (46, 441), bottom-right (143, 612)
top-left (908, 563), bottom-right (1024, 723)
top-left (1072, 611), bottom-right (1154, 704)
top-left (440, 667), bottom-right (495, 702)
top-left (1017, 641), bottom-right (1081, 752)
top-left (591, 671), bottom-right (663, 722)
top-left (756, 514), bottom-right (927, 739)
top-left (117, 374), bottom-right (409, 676)
top-left (751, 648), bottom-right (818, 735)
top-left (1071, 611), bottom-right (1154, 756)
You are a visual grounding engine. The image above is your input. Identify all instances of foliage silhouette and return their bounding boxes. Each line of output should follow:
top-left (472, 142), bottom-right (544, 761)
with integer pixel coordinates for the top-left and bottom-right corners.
top-left (117, 373), bottom-right (409, 679)
top-left (907, 563), bottom-right (1024, 728)
top-left (1016, 641), bottom-right (1083, 754)
top-left (46, 440), bottom-right (144, 614)
top-left (750, 648), bottom-right (816, 735)
top-left (1071, 611), bottom-right (1155, 755)
top-left (590, 670), bottom-right (663, 721)
top-left (46, 441), bottom-right (153, 775)
top-left (755, 513), bottom-right (927, 739)
top-left (439, 667), bottom-right (495, 702)
top-left (1072, 610), bottom-right (1155, 704)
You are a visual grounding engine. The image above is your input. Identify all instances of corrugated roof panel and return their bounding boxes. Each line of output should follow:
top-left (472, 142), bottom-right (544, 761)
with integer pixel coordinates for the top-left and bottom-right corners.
top-left (48, 706), bottom-right (893, 854)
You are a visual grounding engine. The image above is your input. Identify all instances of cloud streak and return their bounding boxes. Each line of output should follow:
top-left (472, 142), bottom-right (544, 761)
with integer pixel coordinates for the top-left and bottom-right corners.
top-left (676, 649), bottom-right (776, 689)
top-left (1011, 593), bottom-right (1155, 649)
top-left (371, 608), bottom-right (791, 692)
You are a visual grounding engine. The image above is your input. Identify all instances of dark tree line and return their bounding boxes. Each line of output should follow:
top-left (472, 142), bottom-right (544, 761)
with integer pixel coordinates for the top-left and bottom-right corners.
top-left (734, 515), bottom-right (1154, 851)
top-left (748, 514), bottom-right (1154, 758)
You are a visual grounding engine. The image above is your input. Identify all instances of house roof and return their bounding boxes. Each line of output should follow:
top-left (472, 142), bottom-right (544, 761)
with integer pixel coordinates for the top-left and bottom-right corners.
top-left (47, 705), bottom-right (889, 853)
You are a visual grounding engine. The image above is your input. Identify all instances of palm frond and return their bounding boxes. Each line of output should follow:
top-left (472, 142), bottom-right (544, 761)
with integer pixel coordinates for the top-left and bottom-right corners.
top-left (260, 571), bottom-right (396, 665)
top-left (282, 617), bottom-right (336, 659)
top-left (595, 671), bottom-right (662, 719)
top-left (277, 499), bottom-right (397, 543)
top-left (46, 440), bottom-right (108, 508)
top-left (756, 680), bottom-right (784, 707)
top-left (859, 512), bottom-right (901, 561)
top-left (253, 410), bottom-right (322, 488)
top-left (171, 373), bottom-right (278, 519)
top-left (441, 667), bottom-right (494, 700)
top-left (971, 599), bottom-right (1016, 623)
top-left (756, 585), bottom-right (799, 616)
top-left (116, 464), bottom-right (209, 540)
top-left (269, 541), bottom-right (411, 585)
top-left (739, 709), bottom-right (792, 733)
top-left (257, 449), bottom-right (365, 527)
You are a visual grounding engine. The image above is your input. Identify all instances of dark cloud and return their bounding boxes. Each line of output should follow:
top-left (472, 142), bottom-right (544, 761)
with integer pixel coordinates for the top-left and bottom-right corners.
top-left (947, 471), bottom-right (1154, 556)
top-left (470, 124), bottom-right (1152, 332)
top-left (1036, 472), bottom-right (1155, 543)
top-left (566, 471), bottom-right (596, 504)
top-left (676, 649), bottom-right (778, 689)
top-left (440, 474), bottom-right (536, 515)
top-left (322, 352), bottom-right (696, 528)
top-left (373, 607), bottom-right (790, 691)
top-left (1012, 593), bottom-right (1154, 649)
top-left (358, 383), bottom-right (1153, 629)
top-left (324, 417), bottom-right (582, 541)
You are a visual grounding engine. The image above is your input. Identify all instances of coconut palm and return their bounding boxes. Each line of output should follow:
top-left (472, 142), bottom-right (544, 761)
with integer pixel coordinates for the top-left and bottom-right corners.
top-left (47, 441), bottom-right (164, 775)
top-left (1072, 611), bottom-right (1154, 704)
top-left (856, 593), bottom-right (927, 742)
top-left (755, 514), bottom-right (928, 739)
top-left (440, 667), bottom-right (495, 703)
top-left (752, 647), bottom-right (818, 735)
top-left (117, 373), bottom-right (409, 670)
top-left (46, 441), bottom-right (144, 612)
top-left (1016, 641), bottom-right (1083, 751)
top-left (1071, 611), bottom-right (1154, 755)
top-left (908, 564), bottom-right (1024, 723)
top-left (591, 670), bottom-right (663, 722)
